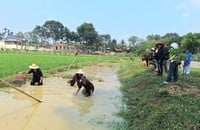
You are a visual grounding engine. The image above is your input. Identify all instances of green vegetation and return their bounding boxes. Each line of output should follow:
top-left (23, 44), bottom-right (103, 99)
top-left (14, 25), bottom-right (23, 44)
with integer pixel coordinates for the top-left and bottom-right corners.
top-left (117, 57), bottom-right (200, 130)
top-left (0, 51), bottom-right (119, 80)
top-left (192, 54), bottom-right (200, 61)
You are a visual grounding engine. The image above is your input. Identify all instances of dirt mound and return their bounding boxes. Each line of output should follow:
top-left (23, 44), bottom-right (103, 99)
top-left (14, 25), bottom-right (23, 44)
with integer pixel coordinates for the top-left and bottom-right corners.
top-left (163, 85), bottom-right (200, 96)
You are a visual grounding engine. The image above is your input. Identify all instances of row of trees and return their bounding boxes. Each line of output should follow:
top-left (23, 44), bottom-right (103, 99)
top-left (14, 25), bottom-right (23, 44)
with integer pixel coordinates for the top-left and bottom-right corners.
top-left (1, 20), bottom-right (200, 54)
top-left (129, 33), bottom-right (200, 54)
top-left (0, 20), bottom-right (117, 51)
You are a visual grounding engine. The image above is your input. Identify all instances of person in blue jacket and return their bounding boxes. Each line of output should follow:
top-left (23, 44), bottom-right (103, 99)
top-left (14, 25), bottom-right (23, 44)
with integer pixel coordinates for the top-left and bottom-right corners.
top-left (183, 50), bottom-right (192, 74)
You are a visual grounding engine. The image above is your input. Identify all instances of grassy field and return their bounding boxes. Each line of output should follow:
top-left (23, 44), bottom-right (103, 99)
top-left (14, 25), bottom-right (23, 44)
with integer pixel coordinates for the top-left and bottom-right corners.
top-left (0, 51), bottom-right (120, 80)
top-left (117, 57), bottom-right (200, 130)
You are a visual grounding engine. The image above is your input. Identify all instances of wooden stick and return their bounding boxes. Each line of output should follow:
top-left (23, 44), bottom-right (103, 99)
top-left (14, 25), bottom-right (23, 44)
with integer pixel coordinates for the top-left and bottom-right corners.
top-left (67, 55), bottom-right (78, 70)
top-left (0, 79), bottom-right (42, 103)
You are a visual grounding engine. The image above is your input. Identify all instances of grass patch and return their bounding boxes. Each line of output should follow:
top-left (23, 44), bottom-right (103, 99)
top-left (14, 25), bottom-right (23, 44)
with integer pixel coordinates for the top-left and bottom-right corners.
top-left (118, 57), bottom-right (200, 130)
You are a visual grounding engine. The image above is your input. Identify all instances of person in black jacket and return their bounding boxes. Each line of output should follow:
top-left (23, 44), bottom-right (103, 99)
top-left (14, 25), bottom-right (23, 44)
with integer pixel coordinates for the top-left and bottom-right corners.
top-left (163, 44), bottom-right (170, 72)
top-left (67, 69), bottom-right (84, 88)
top-left (27, 63), bottom-right (43, 85)
top-left (74, 76), bottom-right (94, 97)
top-left (155, 43), bottom-right (165, 76)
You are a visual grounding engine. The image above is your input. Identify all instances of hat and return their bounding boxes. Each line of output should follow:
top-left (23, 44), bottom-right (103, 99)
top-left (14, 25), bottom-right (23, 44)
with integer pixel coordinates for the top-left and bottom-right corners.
top-left (29, 63), bottom-right (39, 69)
top-left (76, 69), bottom-right (84, 74)
top-left (151, 48), bottom-right (155, 51)
top-left (170, 42), bottom-right (178, 49)
top-left (155, 43), bottom-right (164, 47)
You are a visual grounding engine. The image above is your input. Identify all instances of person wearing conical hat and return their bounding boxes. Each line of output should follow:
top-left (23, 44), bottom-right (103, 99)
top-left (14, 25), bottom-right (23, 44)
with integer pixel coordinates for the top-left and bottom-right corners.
top-left (74, 76), bottom-right (94, 97)
top-left (27, 63), bottom-right (43, 85)
top-left (67, 69), bottom-right (84, 88)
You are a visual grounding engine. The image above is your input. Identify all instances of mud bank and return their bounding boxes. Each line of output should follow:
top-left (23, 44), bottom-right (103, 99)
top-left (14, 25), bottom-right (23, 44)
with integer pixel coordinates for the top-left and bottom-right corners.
top-left (0, 63), bottom-right (123, 130)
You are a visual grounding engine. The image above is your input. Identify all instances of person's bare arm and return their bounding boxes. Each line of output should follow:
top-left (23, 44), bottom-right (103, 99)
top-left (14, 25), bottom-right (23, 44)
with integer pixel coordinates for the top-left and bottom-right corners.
top-left (74, 87), bottom-right (80, 96)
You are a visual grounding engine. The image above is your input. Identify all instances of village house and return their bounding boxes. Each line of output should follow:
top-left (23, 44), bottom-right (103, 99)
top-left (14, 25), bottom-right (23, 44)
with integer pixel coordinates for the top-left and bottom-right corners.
top-left (3, 35), bottom-right (27, 50)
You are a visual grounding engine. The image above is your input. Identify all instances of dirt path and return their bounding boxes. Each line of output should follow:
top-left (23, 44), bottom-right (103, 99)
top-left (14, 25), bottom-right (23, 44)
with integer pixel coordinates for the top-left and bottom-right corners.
top-left (191, 61), bottom-right (200, 68)
top-left (0, 63), bottom-right (123, 130)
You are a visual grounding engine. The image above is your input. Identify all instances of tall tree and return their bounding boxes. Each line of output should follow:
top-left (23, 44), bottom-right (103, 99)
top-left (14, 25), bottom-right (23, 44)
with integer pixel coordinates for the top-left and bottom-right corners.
top-left (181, 33), bottom-right (200, 53)
top-left (43, 20), bottom-right (64, 43)
top-left (24, 32), bottom-right (39, 44)
top-left (77, 23), bottom-right (98, 46)
top-left (128, 36), bottom-right (137, 46)
top-left (70, 31), bottom-right (79, 43)
top-left (146, 34), bottom-right (161, 41)
top-left (33, 25), bottom-right (46, 43)
top-left (108, 39), bottom-right (117, 51)
top-left (162, 33), bottom-right (181, 44)
top-left (62, 27), bottom-right (71, 43)
top-left (99, 34), bottom-right (111, 44)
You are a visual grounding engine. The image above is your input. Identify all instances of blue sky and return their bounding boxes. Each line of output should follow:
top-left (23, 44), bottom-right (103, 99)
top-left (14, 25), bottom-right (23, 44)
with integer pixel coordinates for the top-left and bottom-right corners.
top-left (1, 0), bottom-right (200, 42)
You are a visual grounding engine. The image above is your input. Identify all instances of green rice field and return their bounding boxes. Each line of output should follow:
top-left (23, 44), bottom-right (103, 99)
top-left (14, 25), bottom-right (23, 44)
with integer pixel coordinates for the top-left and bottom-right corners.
top-left (0, 51), bottom-right (118, 78)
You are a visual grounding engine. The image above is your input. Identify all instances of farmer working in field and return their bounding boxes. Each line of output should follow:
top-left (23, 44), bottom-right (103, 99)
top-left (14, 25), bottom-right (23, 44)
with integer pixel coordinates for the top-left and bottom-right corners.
top-left (26, 63), bottom-right (43, 86)
top-left (67, 69), bottom-right (84, 88)
top-left (74, 76), bottom-right (94, 97)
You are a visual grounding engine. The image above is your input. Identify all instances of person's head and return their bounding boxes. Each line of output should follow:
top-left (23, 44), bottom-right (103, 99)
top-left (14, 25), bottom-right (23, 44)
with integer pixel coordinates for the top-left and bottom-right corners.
top-left (156, 43), bottom-right (164, 49)
top-left (76, 69), bottom-right (84, 76)
top-left (81, 76), bottom-right (87, 84)
top-left (29, 63), bottom-right (39, 72)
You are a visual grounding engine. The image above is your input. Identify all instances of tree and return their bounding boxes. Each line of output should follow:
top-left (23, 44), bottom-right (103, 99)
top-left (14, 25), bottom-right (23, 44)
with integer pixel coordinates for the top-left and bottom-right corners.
top-left (128, 36), bottom-right (137, 46)
top-left (98, 34), bottom-right (111, 51)
top-left (0, 28), bottom-right (13, 39)
top-left (146, 34), bottom-right (161, 41)
top-left (162, 33), bottom-right (181, 44)
top-left (33, 25), bottom-right (46, 43)
top-left (43, 20), bottom-right (64, 43)
top-left (70, 31), bottom-right (79, 43)
top-left (62, 27), bottom-right (71, 43)
top-left (181, 33), bottom-right (200, 54)
top-left (99, 34), bottom-right (111, 44)
top-left (77, 23), bottom-right (98, 46)
top-left (108, 39), bottom-right (117, 51)
top-left (24, 32), bottom-right (39, 45)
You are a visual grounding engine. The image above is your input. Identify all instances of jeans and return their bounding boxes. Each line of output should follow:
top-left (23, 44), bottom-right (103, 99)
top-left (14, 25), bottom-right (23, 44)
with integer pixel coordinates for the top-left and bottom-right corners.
top-left (166, 61), bottom-right (178, 82)
top-left (157, 60), bottom-right (163, 76)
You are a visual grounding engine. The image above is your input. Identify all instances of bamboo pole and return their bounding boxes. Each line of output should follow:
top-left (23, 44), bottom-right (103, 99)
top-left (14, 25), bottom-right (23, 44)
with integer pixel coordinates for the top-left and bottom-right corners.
top-left (0, 79), bottom-right (42, 103)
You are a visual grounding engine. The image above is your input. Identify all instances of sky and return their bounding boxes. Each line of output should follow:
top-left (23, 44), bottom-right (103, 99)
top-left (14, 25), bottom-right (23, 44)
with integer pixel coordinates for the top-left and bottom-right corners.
top-left (1, 0), bottom-right (200, 42)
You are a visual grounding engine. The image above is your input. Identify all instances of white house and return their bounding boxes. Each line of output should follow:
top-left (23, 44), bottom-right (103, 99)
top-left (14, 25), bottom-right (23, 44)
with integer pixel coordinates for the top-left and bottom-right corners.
top-left (4, 35), bottom-right (27, 50)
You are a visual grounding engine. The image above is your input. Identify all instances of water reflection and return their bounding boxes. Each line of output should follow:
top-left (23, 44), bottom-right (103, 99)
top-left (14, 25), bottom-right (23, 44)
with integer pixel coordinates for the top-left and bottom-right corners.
top-left (71, 96), bottom-right (94, 116)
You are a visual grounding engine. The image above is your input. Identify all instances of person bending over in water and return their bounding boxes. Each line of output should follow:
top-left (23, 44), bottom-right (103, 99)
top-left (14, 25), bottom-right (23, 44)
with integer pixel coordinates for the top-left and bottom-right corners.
top-left (67, 69), bottom-right (84, 88)
top-left (74, 76), bottom-right (94, 97)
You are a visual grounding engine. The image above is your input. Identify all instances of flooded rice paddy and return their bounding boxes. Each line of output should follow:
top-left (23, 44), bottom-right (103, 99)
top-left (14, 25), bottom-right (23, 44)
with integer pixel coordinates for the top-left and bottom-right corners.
top-left (0, 63), bottom-right (123, 130)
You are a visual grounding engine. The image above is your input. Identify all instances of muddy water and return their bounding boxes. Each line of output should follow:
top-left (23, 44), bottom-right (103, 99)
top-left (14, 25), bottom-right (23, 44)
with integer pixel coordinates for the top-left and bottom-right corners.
top-left (0, 64), bottom-right (123, 130)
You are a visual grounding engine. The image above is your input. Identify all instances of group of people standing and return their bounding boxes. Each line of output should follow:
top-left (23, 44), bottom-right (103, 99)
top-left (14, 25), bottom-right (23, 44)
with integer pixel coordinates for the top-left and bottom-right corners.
top-left (143, 42), bottom-right (192, 84)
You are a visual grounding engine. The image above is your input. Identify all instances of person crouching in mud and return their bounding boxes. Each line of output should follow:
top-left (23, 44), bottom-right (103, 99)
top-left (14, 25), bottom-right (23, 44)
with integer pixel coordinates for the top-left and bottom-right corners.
top-left (67, 69), bottom-right (84, 88)
top-left (27, 63), bottom-right (43, 86)
top-left (74, 76), bottom-right (94, 97)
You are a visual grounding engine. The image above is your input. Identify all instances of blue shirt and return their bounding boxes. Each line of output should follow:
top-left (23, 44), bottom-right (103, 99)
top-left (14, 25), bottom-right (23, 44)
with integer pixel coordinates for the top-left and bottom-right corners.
top-left (184, 52), bottom-right (192, 66)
